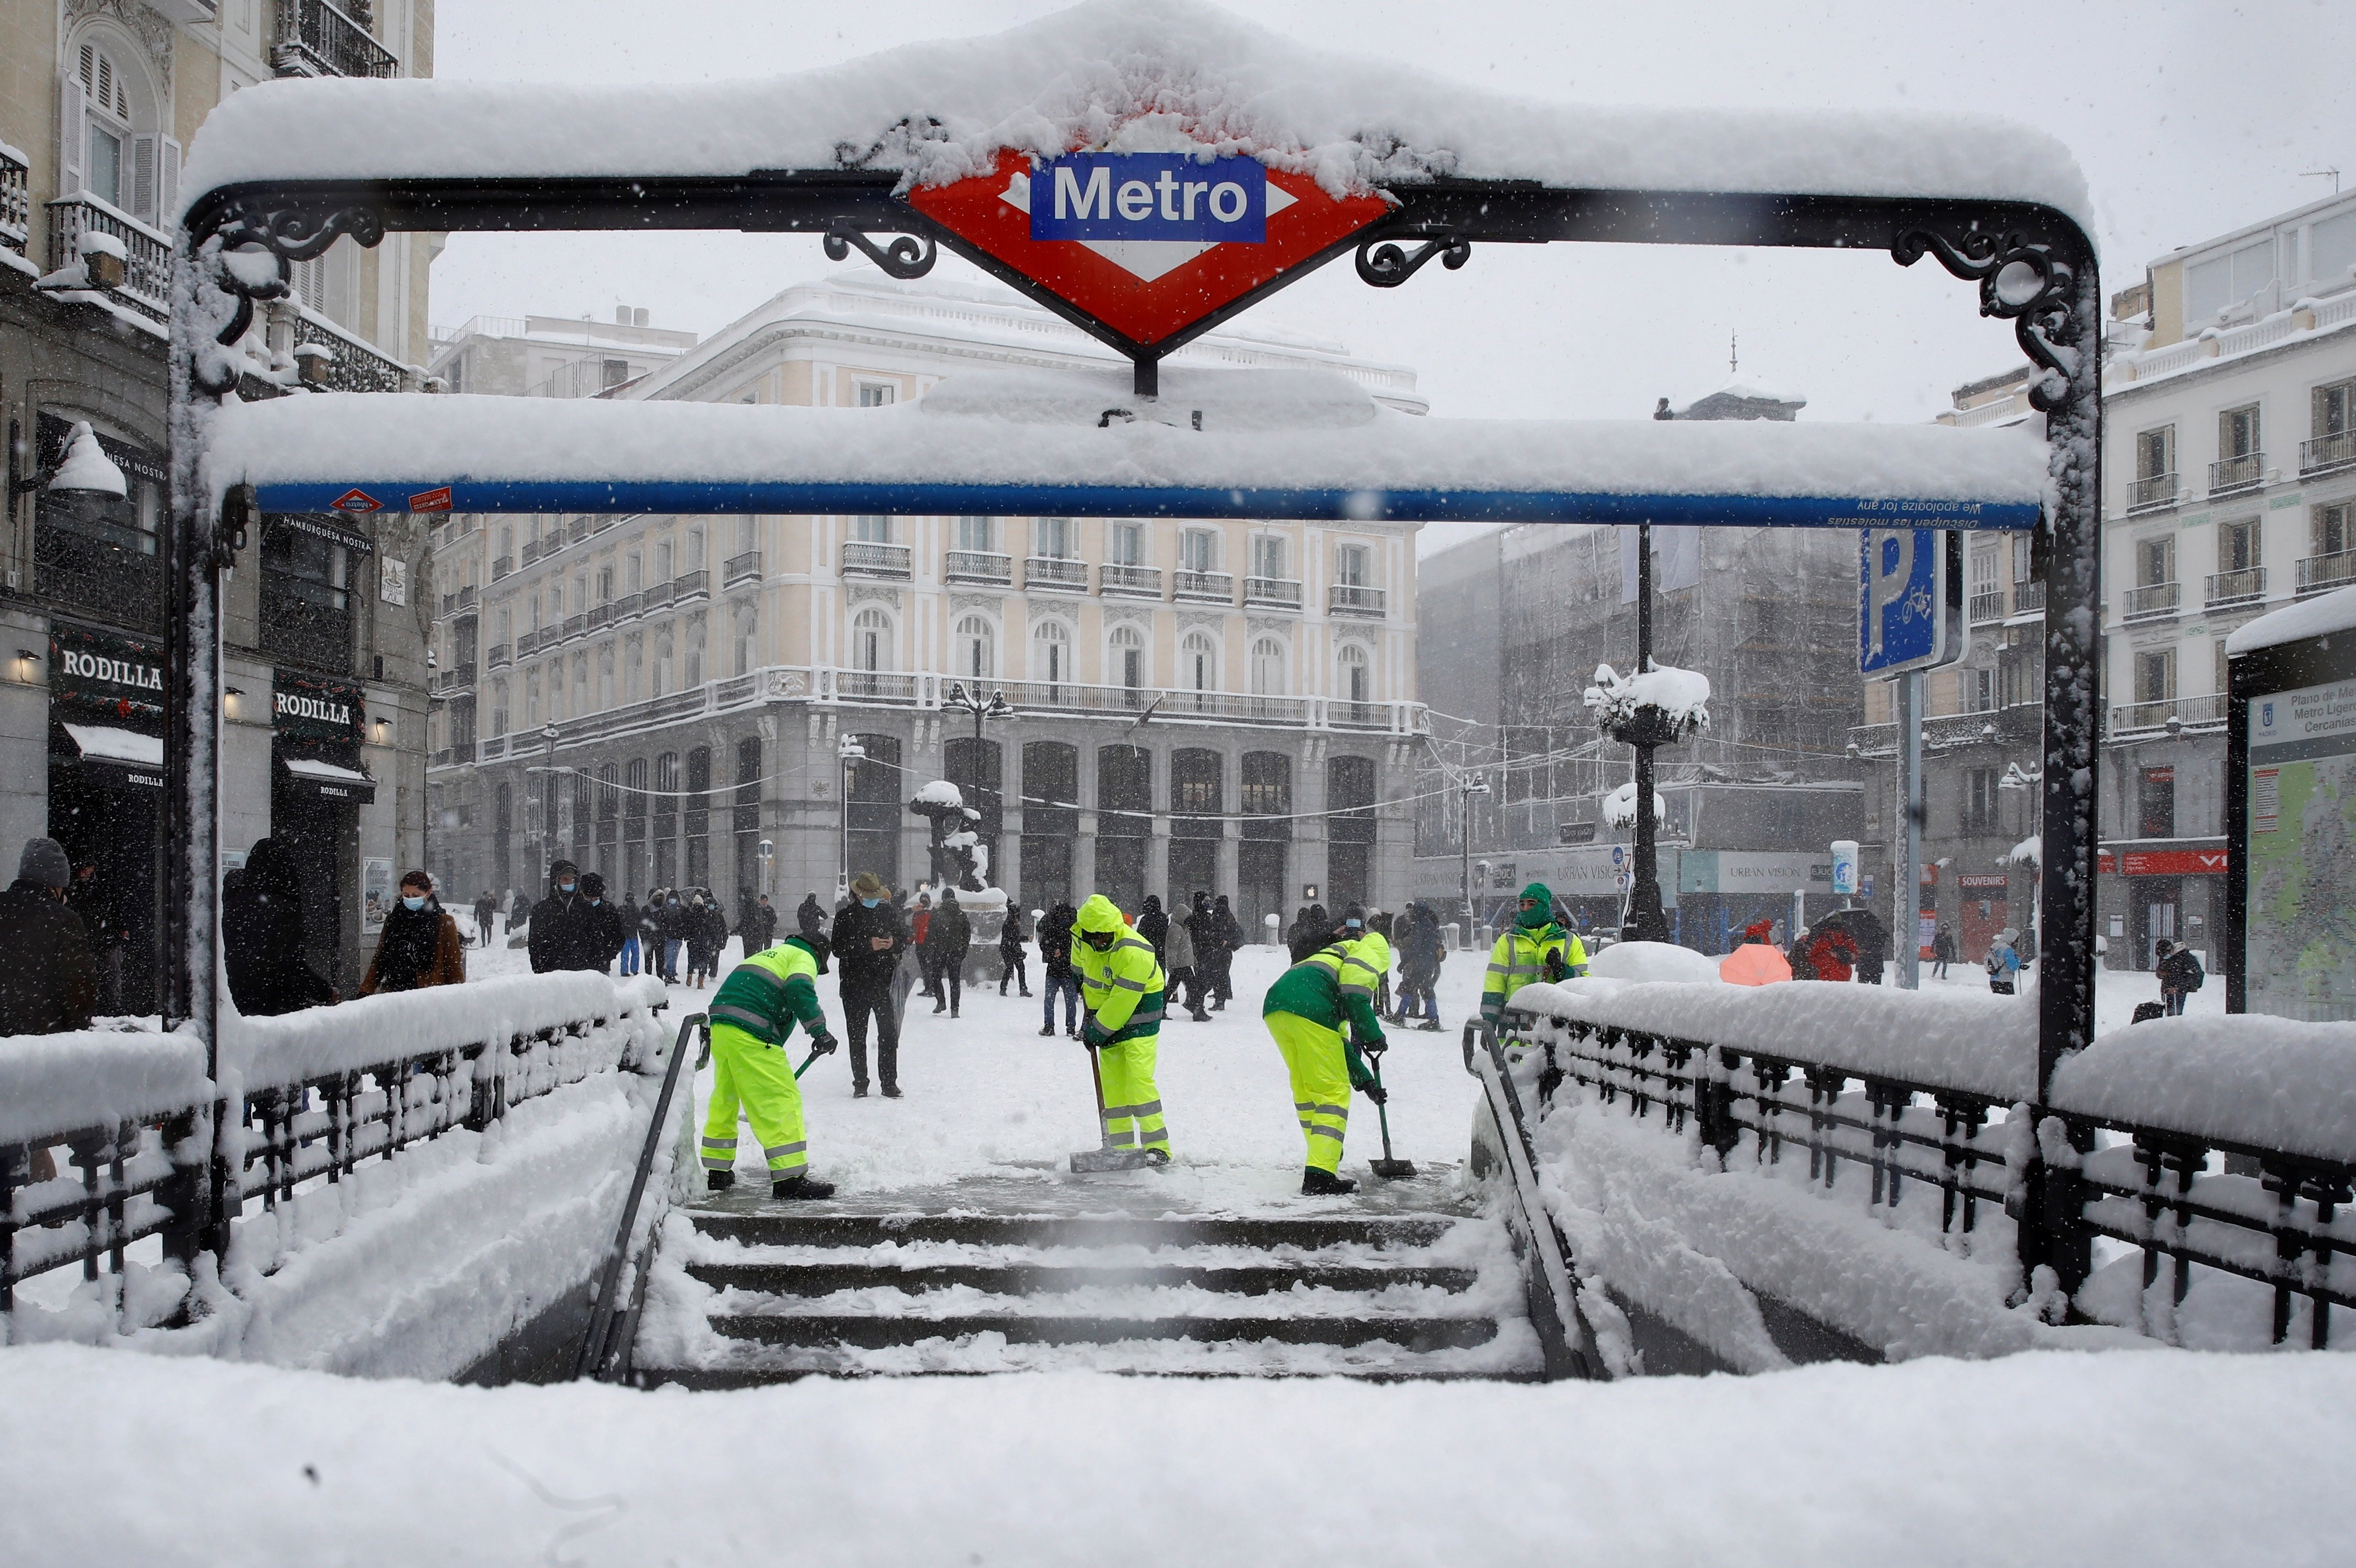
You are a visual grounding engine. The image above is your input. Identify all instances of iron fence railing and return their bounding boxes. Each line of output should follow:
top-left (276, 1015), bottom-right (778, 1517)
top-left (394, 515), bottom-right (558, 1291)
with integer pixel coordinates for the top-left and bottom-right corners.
top-left (2107, 692), bottom-right (2226, 736)
top-left (671, 569), bottom-right (710, 603)
top-left (1100, 563), bottom-right (1162, 597)
top-left (2126, 473), bottom-right (2179, 513)
top-left (1969, 589), bottom-right (2005, 623)
top-left (1244, 576), bottom-right (1303, 608)
top-left (1328, 583), bottom-right (1387, 616)
top-left (0, 142), bottom-right (29, 254)
top-left (2, 978), bottom-right (667, 1338)
top-left (1023, 556), bottom-right (1087, 591)
top-left (1172, 569), bottom-right (1235, 603)
top-left (723, 550), bottom-right (762, 586)
top-left (46, 195), bottom-right (172, 321)
top-left (2296, 551), bottom-right (2356, 598)
top-left (2208, 452), bottom-right (2265, 496)
top-left (2204, 567), bottom-right (2267, 609)
top-left (2121, 581), bottom-right (2180, 622)
top-left (843, 542), bottom-right (910, 578)
top-left (946, 549), bottom-right (1012, 585)
top-left (1498, 991), bottom-right (2356, 1351)
top-left (274, 0), bottom-right (400, 79)
top-left (2300, 430), bottom-right (2356, 476)
top-left (2012, 579), bottom-right (2045, 615)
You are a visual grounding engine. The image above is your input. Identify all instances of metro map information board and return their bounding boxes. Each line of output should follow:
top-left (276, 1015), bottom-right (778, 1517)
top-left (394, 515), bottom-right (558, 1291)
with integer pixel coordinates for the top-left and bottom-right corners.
top-left (2243, 673), bottom-right (2356, 1020)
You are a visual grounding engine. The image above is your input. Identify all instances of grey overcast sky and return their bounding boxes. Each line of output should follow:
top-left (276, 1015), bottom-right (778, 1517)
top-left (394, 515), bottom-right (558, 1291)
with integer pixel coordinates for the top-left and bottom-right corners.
top-left (428, 0), bottom-right (2352, 540)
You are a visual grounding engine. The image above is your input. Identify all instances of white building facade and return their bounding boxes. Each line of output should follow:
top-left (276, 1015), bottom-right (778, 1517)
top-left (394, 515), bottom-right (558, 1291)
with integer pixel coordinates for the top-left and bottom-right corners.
top-left (426, 268), bottom-right (1428, 933)
top-left (2097, 189), bottom-right (2356, 971)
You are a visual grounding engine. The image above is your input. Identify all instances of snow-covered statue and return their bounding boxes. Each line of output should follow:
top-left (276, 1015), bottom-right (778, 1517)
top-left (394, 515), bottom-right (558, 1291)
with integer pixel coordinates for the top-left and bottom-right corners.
top-left (1583, 662), bottom-right (1711, 747)
top-left (909, 779), bottom-right (988, 893)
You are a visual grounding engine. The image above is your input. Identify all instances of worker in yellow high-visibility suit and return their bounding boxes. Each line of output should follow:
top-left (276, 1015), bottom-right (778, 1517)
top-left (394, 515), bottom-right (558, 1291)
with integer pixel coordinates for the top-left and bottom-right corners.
top-left (1480, 881), bottom-right (1585, 1025)
top-left (701, 931), bottom-right (840, 1200)
top-left (1071, 893), bottom-right (1171, 1161)
top-left (1264, 921), bottom-right (1389, 1194)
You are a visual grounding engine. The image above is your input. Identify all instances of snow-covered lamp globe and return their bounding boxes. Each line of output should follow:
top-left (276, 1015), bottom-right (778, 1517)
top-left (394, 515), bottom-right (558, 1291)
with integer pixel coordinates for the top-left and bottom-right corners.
top-left (1583, 662), bottom-right (1710, 747)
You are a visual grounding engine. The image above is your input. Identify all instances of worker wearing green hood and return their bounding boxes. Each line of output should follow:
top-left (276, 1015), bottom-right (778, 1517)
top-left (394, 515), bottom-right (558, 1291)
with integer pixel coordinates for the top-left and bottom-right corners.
top-left (1479, 883), bottom-right (1585, 1024)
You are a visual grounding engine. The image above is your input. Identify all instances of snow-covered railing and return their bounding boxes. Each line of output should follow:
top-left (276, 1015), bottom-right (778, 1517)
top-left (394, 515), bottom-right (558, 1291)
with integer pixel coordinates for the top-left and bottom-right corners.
top-left (1497, 982), bottom-right (2355, 1351)
top-left (2, 975), bottom-right (667, 1345)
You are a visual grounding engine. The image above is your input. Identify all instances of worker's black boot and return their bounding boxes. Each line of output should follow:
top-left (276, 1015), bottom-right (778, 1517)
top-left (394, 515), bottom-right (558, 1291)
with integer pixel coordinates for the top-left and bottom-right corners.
top-left (706, 1169), bottom-right (735, 1193)
top-left (772, 1174), bottom-right (837, 1201)
top-left (1301, 1166), bottom-right (1358, 1196)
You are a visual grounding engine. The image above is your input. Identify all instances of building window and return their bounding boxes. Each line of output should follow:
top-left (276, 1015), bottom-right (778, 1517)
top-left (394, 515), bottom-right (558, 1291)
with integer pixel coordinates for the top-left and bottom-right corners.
top-left (2139, 766), bottom-right (2175, 839)
top-left (1110, 624), bottom-right (1146, 693)
top-left (853, 608), bottom-right (892, 673)
top-left (1033, 619), bottom-right (1070, 685)
top-left (1109, 522), bottom-right (1143, 567)
top-left (734, 605), bottom-right (757, 677)
top-left (2135, 426), bottom-right (2174, 482)
top-left (2316, 378), bottom-right (2354, 441)
top-left (857, 383), bottom-right (896, 408)
top-left (1961, 767), bottom-right (1999, 836)
top-left (1180, 528), bottom-right (1217, 573)
top-left (260, 519), bottom-right (353, 671)
top-left (1337, 643), bottom-right (1371, 705)
top-left (955, 516), bottom-right (995, 552)
top-left (2137, 535), bottom-right (2175, 587)
top-left (601, 357), bottom-right (630, 390)
top-left (1335, 542), bottom-right (1370, 587)
top-left (490, 680), bottom-right (508, 737)
top-left (1252, 534), bottom-right (1286, 580)
top-left (2186, 238), bottom-right (2273, 323)
top-left (955, 614), bottom-right (995, 680)
top-left (652, 633), bottom-right (673, 698)
top-left (2135, 647), bottom-right (2176, 704)
top-left (2218, 403), bottom-right (2260, 460)
top-left (1035, 517), bottom-right (1074, 559)
top-left (598, 646), bottom-right (615, 710)
top-left (850, 515), bottom-right (891, 545)
top-left (2315, 500), bottom-right (2351, 559)
top-left (1182, 630), bottom-right (1217, 693)
top-left (682, 616), bottom-right (704, 688)
top-left (2218, 517), bottom-right (2261, 573)
top-left (1250, 636), bottom-right (1286, 695)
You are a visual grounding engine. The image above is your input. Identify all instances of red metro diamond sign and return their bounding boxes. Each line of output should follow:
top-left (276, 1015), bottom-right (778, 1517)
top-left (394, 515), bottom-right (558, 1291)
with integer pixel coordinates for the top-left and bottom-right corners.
top-left (906, 148), bottom-right (1390, 351)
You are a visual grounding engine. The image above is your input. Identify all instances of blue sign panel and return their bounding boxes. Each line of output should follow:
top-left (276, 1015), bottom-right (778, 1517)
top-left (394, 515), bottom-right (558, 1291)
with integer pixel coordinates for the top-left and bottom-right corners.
top-left (1030, 153), bottom-right (1268, 243)
top-left (1858, 527), bottom-right (1965, 676)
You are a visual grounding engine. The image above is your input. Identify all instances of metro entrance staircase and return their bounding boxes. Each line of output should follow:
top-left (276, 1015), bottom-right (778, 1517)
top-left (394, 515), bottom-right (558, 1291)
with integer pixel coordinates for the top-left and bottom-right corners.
top-left (628, 1176), bottom-right (1542, 1386)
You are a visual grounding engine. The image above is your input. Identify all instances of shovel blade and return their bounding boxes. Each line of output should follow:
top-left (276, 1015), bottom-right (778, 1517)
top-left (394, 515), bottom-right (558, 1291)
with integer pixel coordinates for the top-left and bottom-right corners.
top-left (1070, 1148), bottom-right (1155, 1173)
top-left (1369, 1159), bottom-right (1419, 1180)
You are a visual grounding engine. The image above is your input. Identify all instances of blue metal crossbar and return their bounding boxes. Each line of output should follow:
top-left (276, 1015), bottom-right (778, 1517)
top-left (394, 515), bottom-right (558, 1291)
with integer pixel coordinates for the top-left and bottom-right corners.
top-left (256, 479), bottom-right (2039, 529)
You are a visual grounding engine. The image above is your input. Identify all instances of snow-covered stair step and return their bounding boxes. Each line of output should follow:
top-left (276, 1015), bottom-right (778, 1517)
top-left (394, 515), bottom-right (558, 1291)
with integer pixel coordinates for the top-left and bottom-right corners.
top-left (689, 1212), bottom-right (1456, 1251)
top-left (705, 1307), bottom-right (1502, 1353)
top-left (687, 1258), bottom-right (1484, 1297)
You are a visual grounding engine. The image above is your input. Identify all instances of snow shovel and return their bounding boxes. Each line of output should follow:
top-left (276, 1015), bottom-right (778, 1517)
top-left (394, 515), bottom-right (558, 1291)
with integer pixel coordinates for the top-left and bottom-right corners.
top-left (1070, 1041), bottom-right (1154, 1173)
top-left (1365, 1047), bottom-right (1416, 1180)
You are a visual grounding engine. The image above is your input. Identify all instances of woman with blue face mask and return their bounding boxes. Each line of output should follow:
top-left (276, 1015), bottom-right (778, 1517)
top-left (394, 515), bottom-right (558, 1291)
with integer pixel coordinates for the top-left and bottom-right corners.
top-left (359, 871), bottom-right (467, 994)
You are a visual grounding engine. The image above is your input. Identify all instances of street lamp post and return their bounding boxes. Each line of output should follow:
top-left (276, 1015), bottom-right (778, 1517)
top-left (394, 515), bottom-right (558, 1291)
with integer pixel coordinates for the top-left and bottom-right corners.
top-left (942, 680), bottom-right (1014, 883)
top-left (540, 720), bottom-right (560, 879)
top-left (836, 732), bottom-right (867, 900)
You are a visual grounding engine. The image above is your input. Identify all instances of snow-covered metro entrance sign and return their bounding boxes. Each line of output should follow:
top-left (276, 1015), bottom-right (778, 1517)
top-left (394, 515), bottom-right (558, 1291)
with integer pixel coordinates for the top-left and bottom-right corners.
top-left (904, 147), bottom-right (1388, 360)
top-left (1858, 527), bottom-right (1965, 676)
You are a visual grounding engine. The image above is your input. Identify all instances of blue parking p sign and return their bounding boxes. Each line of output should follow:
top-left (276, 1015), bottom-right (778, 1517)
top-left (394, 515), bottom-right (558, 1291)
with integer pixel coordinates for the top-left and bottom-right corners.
top-left (1858, 528), bottom-right (1964, 676)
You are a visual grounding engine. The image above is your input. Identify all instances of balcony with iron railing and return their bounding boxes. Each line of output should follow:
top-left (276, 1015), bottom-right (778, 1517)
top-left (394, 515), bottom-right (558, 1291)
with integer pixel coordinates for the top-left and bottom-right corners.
top-left (486, 643), bottom-right (511, 670)
top-left (2208, 451), bottom-right (2265, 497)
top-left (519, 539), bottom-right (544, 567)
top-left (2204, 566), bottom-right (2267, 609)
top-left (568, 517), bottom-right (590, 545)
top-left (436, 663), bottom-right (476, 695)
top-left (562, 613), bottom-right (586, 641)
top-left (274, 0), bottom-right (400, 79)
top-left (672, 569), bottom-right (710, 604)
top-left (642, 579), bottom-right (676, 612)
top-left (1024, 556), bottom-right (1088, 592)
top-left (1100, 563), bottom-right (1163, 598)
top-left (516, 629), bottom-right (541, 657)
top-left (844, 541), bottom-right (912, 579)
top-left (491, 554), bottom-right (513, 580)
top-left (836, 669), bottom-right (920, 702)
top-left (946, 550), bottom-right (1012, 585)
top-left (587, 602), bottom-right (614, 631)
top-left (2012, 579), bottom-right (2045, 615)
top-left (2107, 692), bottom-right (2226, 737)
top-left (724, 550), bottom-right (762, 586)
top-left (1968, 589), bottom-right (2005, 623)
top-left (2296, 550), bottom-right (2356, 598)
top-left (2125, 473), bottom-right (2179, 513)
top-left (1, 142), bottom-right (29, 255)
top-left (1328, 583), bottom-right (1387, 617)
top-left (1173, 569), bottom-right (1234, 604)
top-left (45, 195), bottom-right (171, 322)
top-left (291, 303), bottom-right (415, 394)
top-left (440, 584), bottom-right (479, 616)
top-left (2121, 581), bottom-right (2180, 623)
top-left (2304, 430), bottom-right (2356, 476)
top-left (611, 590), bottom-right (643, 622)
top-left (1244, 576), bottom-right (1303, 609)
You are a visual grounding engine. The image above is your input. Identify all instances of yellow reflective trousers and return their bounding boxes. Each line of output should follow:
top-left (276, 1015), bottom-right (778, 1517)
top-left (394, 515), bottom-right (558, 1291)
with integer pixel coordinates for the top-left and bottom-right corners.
top-left (701, 1021), bottom-right (809, 1177)
top-left (1096, 1037), bottom-right (1170, 1156)
top-left (1267, 1010), bottom-right (1350, 1174)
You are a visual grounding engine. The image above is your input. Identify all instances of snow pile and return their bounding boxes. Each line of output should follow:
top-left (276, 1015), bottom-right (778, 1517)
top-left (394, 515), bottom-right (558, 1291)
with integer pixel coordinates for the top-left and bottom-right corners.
top-left (177, 0), bottom-right (2092, 230)
top-left (0, 1028), bottom-right (206, 1144)
top-left (1581, 942), bottom-right (1721, 986)
top-left (2224, 582), bottom-right (2356, 656)
top-left (8, 1345), bottom-right (2350, 1563)
top-left (202, 388), bottom-right (2054, 519)
top-left (1602, 781), bottom-right (1666, 827)
top-left (912, 779), bottom-right (966, 809)
top-left (1507, 976), bottom-right (2037, 1101)
top-left (1585, 662), bottom-right (1712, 734)
top-left (922, 366), bottom-right (1378, 429)
top-left (2049, 1014), bottom-right (2356, 1164)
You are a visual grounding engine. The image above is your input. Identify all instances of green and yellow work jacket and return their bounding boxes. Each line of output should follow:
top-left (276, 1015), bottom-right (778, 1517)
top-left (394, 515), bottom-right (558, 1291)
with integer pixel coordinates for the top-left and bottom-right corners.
top-left (710, 935), bottom-right (829, 1046)
top-left (1072, 894), bottom-right (1166, 1045)
top-left (1480, 925), bottom-right (1586, 1022)
top-left (1264, 939), bottom-right (1387, 1086)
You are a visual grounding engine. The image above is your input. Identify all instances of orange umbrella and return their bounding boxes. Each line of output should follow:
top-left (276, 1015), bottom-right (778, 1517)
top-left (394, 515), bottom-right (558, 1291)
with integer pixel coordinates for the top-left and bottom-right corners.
top-left (1720, 942), bottom-right (1792, 986)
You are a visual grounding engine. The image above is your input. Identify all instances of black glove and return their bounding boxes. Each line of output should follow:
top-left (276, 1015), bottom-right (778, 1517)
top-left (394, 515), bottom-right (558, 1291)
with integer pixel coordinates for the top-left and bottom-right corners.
top-left (806, 1031), bottom-right (838, 1058)
top-left (1081, 1016), bottom-right (1110, 1048)
top-left (1543, 953), bottom-right (1569, 983)
top-left (1362, 1081), bottom-right (1388, 1105)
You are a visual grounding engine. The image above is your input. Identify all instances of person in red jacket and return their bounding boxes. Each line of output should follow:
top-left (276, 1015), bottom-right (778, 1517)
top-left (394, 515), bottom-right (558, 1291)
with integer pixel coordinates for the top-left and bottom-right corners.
top-left (1807, 925), bottom-right (1859, 983)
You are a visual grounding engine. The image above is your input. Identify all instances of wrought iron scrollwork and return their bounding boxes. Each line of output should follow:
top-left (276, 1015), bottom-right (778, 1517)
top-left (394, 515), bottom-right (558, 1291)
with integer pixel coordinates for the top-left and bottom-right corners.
top-left (823, 227), bottom-right (937, 279)
top-left (1356, 232), bottom-right (1470, 288)
top-left (185, 199), bottom-right (389, 395)
top-left (1893, 227), bottom-right (2081, 410)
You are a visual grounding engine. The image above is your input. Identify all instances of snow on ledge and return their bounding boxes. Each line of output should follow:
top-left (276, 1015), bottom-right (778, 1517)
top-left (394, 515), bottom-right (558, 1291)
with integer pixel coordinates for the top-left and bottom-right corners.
top-left (0, 1029), bottom-right (208, 1146)
top-left (2049, 1015), bottom-right (2356, 1165)
top-left (175, 0), bottom-right (2092, 234)
top-left (2223, 583), bottom-right (2356, 657)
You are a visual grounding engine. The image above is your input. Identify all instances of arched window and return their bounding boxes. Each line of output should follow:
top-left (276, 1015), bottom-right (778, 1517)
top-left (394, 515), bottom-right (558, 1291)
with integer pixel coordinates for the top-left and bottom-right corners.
top-left (490, 679), bottom-right (509, 736)
top-left (524, 672), bottom-right (540, 728)
top-left (499, 524), bottom-right (514, 563)
top-left (652, 632), bottom-right (673, 698)
top-left (955, 614), bottom-right (995, 680)
top-left (853, 608), bottom-right (892, 672)
top-left (67, 34), bottom-right (161, 219)
top-left (1033, 619), bottom-right (1071, 686)
top-left (1109, 623), bottom-right (1146, 694)
top-left (597, 645), bottom-right (615, 710)
top-left (1337, 643), bottom-right (1372, 708)
top-left (734, 604), bottom-right (757, 677)
top-left (683, 614), bottom-right (705, 688)
top-left (573, 652), bottom-right (590, 714)
top-left (1250, 636), bottom-right (1287, 696)
top-left (624, 636), bottom-right (643, 702)
top-left (1181, 630), bottom-right (1217, 702)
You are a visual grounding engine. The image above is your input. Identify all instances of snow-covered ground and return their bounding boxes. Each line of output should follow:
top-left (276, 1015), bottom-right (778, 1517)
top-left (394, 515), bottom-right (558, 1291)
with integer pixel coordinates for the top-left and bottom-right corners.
top-left (5, 1341), bottom-right (2348, 1566)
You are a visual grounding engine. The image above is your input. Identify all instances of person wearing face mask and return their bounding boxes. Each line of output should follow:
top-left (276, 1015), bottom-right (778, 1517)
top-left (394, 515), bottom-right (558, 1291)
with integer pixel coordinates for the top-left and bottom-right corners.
top-left (360, 870), bottom-right (467, 994)
top-left (528, 859), bottom-right (597, 974)
top-left (579, 872), bottom-right (626, 973)
top-left (828, 870), bottom-right (908, 1098)
top-left (658, 889), bottom-right (691, 984)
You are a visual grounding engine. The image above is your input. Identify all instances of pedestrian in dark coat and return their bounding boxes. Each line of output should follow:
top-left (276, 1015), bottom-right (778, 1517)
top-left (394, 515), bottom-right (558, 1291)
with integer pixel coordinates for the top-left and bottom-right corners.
top-left (528, 860), bottom-right (599, 974)
top-left (1137, 894), bottom-right (1169, 962)
top-left (2156, 938), bottom-right (2204, 1017)
top-left (831, 871), bottom-right (907, 1096)
top-left (999, 906), bottom-right (1032, 996)
top-left (924, 888), bottom-right (972, 1016)
top-left (685, 892), bottom-right (725, 987)
top-left (225, 837), bottom-right (336, 1015)
top-left (1037, 900), bottom-right (1081, 1037)
top-left (1164, 914), bottom-right (1207, 1021)
top-left (0, 837), bottom-right (97, 1036)
top-left (743, 895), bottom-right (778, 954)
top-left (797, 893), bottom-right (826, 939)
top-left (1930, 925), bottom-right (1956, 979)
top-left (360, 871), bottom-right (469, 993)
top-left (67, 861), bottom-right (126, 1015)
top-left (577, 873), bottom-right (627, 973)
top-left (1207, 894), bottom-right (1242, 1008)
top-left (472, 890), bottom-right (498, 949)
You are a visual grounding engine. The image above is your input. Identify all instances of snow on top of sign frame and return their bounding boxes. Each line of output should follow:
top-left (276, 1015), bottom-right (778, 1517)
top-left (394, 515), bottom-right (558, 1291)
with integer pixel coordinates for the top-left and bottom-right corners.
top-left (175, 0), bottom-right (2091, 235)
top-left (2224, 582), bottom-right (2356, 658)
top-left (199, 384), bottom-right (2052, 509)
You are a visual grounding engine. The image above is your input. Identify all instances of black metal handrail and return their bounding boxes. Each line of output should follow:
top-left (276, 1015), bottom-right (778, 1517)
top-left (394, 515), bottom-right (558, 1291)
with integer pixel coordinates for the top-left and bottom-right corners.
top-left (576, 1011), bottom-right (703, 1381)
top-left (1461, 1019), bottom-right (1599, 1379)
